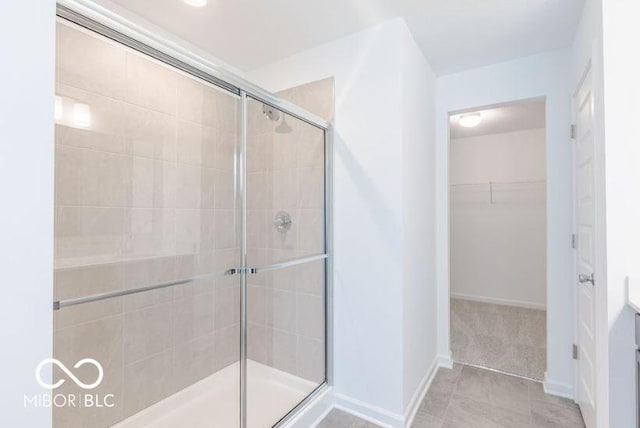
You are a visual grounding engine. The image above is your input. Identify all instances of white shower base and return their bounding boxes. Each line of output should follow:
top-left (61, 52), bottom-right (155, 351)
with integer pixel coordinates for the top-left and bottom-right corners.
top-left (113, 360), bottom-right (318, 428)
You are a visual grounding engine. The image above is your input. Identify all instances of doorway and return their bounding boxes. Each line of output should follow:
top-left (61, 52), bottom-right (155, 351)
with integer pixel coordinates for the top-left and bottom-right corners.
top-left (448, 99), bottom-right (547, 380)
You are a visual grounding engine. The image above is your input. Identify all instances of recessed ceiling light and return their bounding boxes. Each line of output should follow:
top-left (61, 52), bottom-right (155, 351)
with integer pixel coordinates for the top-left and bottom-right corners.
top-left (459, 113), bottom-right (482, 128)
top-left (183, 0), bottom-right (207, 7)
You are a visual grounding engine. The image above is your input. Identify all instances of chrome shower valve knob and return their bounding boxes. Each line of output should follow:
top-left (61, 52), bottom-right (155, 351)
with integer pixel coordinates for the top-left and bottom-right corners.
top-left (273, 211), bottom-right (292, 233)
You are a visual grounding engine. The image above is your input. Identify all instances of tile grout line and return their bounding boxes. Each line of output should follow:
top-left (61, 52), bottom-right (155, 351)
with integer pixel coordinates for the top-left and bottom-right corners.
top-left (437, 364), bottom-right (464, 426)
top-left (527, 363), bottom-right (534, 426)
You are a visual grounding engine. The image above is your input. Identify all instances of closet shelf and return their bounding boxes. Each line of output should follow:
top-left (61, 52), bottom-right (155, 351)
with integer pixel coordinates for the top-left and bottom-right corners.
top-left (449, 180), bottom-right (545, 204)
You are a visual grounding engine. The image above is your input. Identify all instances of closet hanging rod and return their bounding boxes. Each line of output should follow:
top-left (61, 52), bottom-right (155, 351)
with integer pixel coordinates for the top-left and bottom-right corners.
top-left (450, 179), bottom-right (546, 187)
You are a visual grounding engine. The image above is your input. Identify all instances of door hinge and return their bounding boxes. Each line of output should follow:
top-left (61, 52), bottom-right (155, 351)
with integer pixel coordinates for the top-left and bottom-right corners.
top-left (570, 124), bottom-right (577, 139)
top-left (573, 344), bottom-right (579, 360)
top-left (579, 272), bottom-right (595, 286)
top-left (571, 233), bottom-right (576, 249)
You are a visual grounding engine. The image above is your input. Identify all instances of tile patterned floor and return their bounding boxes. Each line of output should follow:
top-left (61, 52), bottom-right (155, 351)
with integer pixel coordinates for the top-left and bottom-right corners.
top-left (316, 409), bottom-right (381, 428)
top-left (451, 298), bottom-right (546, 380)
top-left (412, 364), bottom-right (585, 428)
top-left (317, 365), bottom-right (584, 428)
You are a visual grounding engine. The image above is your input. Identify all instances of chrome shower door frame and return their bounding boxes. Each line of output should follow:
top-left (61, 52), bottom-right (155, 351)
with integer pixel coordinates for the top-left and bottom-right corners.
top-left (55, 3), bottom-right (333, 428)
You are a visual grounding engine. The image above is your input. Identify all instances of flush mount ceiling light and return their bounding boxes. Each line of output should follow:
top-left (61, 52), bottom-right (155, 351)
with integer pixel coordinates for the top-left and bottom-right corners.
top-left (459, 113), bottom-right (482, 128)
top-left (183, 0), bottom-right (207, 7)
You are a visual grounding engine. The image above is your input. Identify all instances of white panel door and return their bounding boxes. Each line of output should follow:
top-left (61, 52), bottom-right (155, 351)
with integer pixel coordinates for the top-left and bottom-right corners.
top-left (575, 65), bottom-right (596, 428)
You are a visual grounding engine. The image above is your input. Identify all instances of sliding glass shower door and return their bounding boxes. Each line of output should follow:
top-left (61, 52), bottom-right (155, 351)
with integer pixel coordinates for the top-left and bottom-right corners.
top-left (53, 12), bottom-right (328, 428)
top-left (244, 98), bottom-right (327, 427)
top-left (53, 19), bottom-right (243, 428)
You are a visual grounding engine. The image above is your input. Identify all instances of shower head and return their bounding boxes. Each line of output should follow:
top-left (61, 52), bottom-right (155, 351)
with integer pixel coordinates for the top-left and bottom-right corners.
top-left (275, 117), bottom-right (292, 134)
top-left (262, 103), bottom-right (292, 134)
top-left (262, 104), bottom-right (280, 122)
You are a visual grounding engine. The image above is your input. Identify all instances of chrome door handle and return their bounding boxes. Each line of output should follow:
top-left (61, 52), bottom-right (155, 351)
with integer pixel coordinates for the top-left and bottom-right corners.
top-left (579, 273), bottom-right (595, 285)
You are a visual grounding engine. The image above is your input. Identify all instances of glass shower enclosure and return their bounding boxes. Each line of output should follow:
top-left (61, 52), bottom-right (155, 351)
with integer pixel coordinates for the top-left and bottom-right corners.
top-left (52, 6), bottom-right (330, 428)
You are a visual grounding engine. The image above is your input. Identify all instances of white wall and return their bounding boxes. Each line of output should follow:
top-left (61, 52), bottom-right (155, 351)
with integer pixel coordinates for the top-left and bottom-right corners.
top-left (251, 19), bottom-right (405, 418)
top-left (250, 18), bottom-right (438, 424)
top-left (0, 1), bottom-right (56, 427)
top-left (400, 23), bottom-right (438, 413)
top-left (450, 129), bottom-right (546, 184)
top-left (601, 1), bottom-right (640, 427)
top-left (436, 50), bottom-right (575, 397)
top-left (450, 129), bottom-right (547, 309)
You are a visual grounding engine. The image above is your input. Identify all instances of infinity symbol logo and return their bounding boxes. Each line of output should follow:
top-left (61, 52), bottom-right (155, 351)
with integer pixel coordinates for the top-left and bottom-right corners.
top-left (35, 358), bottom-right (104, 390)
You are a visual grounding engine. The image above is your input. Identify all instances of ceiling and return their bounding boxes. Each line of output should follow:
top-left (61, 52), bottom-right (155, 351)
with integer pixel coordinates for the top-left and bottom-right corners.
top-left (449, 99), bottom-right (546, 139)
top-left (96, 0), bottom-right (585, 75)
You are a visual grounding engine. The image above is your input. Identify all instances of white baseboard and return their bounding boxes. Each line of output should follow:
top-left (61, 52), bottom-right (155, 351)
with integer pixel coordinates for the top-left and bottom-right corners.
top-left (451, 293), bottom-right (546, 311)
top-left (302, 357), bottom-right (443, 428)
top-left (333, 394), bottom-right (404, 427)
top-left (543, 375), bottom-right (574, 400)
top-left (404, 357), bottom-right (439, 427)
top-left (438, 351), bottom-right (453, 369)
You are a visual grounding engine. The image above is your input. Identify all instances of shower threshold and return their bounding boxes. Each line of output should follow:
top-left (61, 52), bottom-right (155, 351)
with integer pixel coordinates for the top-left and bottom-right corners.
top-left (112, 360), bottom-right (317, 428)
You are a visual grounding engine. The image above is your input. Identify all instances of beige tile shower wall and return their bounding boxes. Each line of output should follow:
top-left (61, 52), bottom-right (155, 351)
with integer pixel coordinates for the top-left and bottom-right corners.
top-left (246, 79), bottom-right (334, 384)
top-left (53, 21), bottom-right (240, 427)
top-left (276, 78), bottom-right (335, 123)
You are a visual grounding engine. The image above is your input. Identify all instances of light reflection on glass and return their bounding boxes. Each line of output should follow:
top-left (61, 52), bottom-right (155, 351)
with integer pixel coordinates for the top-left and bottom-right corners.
top-left (54, 96), bottom-right (63, 122)
top-left (54, 95), bottom-right (92, 129)
top-left (72, 102), bottom-right (91, 128)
